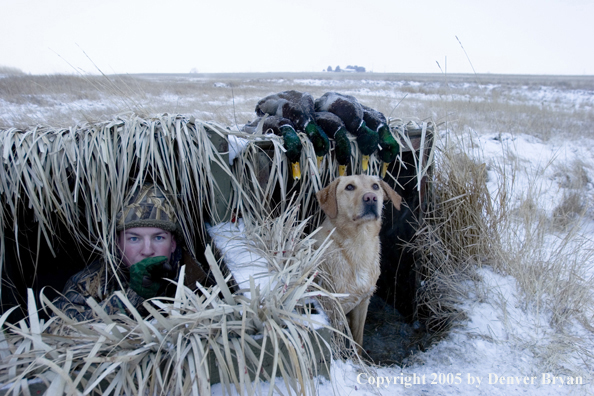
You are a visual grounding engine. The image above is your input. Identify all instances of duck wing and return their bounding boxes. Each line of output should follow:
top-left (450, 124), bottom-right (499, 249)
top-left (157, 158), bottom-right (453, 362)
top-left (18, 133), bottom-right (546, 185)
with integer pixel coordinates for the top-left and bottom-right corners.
top-left (361, 104), bottom-right (387, 132)
top-left (261, 116), bottom-right (295, 136)
top-left (242, 115), bottom-right (294, 135)
top-left (314, 111), bottom-right (346, 139)
top-left (255, 94), bottom-right (285, 117)
top-left (277, 101), bottom-right (308, 131)
top-left (275, 90), bottom-right (318, 131)
top-left (255, 92), bottom-right (310, 130)
top-left (315, 111), bottom-right (351, 168)
top-left (315, 92), bottom-right (363, 135)
top-left (278, 90), bottom-right (316, 115)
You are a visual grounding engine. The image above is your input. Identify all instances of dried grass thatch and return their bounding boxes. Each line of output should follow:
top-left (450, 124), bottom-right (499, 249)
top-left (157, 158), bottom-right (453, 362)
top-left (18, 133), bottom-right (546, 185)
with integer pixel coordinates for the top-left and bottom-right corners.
top-left (410, 135), bottom-right (501, 333)
top-left (0, 114), bottom-right (435, 394)
top-left (0, 239), bottom-right (334, 395)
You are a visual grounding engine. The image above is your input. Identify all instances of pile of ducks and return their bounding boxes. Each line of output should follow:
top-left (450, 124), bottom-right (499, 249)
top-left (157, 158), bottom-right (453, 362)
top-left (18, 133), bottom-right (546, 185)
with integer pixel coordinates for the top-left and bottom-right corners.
top-left (243, 90), bottom-right (399, 180)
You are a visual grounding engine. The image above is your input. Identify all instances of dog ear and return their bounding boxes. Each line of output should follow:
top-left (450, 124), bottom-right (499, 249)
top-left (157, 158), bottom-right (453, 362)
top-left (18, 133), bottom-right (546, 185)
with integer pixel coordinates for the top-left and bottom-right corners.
top-left (316, 179), bottom-right (339, 219)
top-left (380, 180), bottom-right (402, 211)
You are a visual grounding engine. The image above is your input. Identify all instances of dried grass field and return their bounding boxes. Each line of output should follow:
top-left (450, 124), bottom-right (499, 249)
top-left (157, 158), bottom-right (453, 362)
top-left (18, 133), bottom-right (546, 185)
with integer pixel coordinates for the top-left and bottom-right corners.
top-left (2, 71), bottom-right (593, 136)
top-left (1, 70), bottom-right (594, 395)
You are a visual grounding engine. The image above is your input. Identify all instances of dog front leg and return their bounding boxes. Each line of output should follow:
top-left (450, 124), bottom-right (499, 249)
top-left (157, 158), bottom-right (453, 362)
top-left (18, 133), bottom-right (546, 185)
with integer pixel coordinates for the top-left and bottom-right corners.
top-left (348, 296), bottom-right (371, 354)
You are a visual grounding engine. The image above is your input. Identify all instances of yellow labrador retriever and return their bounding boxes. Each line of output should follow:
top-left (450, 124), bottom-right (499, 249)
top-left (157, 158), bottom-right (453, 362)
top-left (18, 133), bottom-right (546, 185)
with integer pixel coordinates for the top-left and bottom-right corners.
top-left (314, 175), bottom-right (401, 353)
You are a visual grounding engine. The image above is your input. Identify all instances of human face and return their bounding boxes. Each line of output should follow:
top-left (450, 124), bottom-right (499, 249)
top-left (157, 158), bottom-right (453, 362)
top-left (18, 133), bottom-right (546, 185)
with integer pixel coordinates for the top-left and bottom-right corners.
top-left (117, 227), bottom-right (177, 268)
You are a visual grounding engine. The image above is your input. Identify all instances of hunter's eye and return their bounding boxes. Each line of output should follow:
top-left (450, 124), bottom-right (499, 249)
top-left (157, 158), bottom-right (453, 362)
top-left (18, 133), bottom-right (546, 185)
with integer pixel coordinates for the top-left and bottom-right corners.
top-left (345, 184), bottom-right (355, 191)
top-left (372, 183), bottom-right (380, 190)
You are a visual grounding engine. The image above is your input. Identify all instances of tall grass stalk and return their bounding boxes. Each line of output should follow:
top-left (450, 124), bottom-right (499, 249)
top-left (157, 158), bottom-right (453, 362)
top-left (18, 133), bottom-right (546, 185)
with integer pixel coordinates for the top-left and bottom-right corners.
top-left (2, 113), bottom-right (415, 393)
top-left (0, 220), bottom-right (340, 395)
top-left (412, 134), bottom-right (500, 332)
top-left (412, 131), bottom-right (594, 377)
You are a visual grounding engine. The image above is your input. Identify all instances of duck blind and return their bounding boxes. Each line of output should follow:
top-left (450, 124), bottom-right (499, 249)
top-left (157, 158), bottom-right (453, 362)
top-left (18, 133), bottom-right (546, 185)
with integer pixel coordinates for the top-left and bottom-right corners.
top-left (0, 115), bottom-right (434, 322)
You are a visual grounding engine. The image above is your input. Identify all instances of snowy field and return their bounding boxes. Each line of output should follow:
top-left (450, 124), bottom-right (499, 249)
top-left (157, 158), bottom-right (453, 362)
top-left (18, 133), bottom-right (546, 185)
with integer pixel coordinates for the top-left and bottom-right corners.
top-left (1, 72), bottom-right (594, 395)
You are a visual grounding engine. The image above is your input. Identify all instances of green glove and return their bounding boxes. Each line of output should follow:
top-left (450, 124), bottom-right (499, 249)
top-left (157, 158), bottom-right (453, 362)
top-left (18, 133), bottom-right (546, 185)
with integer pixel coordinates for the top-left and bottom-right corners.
top-left (129, 256), bottom-right (168, 299)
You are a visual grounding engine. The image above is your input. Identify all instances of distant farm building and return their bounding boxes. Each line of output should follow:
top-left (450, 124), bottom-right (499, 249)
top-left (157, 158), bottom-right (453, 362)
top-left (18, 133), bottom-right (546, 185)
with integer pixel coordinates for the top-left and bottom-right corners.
top-left (326, 65), bottom-right (366, 73)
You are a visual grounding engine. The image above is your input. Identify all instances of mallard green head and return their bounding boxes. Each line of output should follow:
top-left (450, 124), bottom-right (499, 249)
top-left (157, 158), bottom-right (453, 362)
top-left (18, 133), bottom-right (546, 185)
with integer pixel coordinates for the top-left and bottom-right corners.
top-left (279, 124), bottom-right (303, 180)
top-left (334, 128), bottom-right (351, 176)
top-left (378, 125), bottom-right (399, 178)
top-left (356, 121), bottom-right (379, 156)
top-left (279, 125), bottom-right (302, 162)
top-left (304, 121), bottom-right (330, 161)
top-left (355, 121), bottom-right (379, 172)
top-left (314, 111), bottom-right (352, 176)
top-left (378, 125), bottom-right (399, 163)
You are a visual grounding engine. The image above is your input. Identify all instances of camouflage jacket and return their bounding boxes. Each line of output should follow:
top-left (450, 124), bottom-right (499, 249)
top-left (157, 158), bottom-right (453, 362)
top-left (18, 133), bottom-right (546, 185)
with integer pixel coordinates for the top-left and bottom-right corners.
top-left (53, 248), bottom-right (211, 321)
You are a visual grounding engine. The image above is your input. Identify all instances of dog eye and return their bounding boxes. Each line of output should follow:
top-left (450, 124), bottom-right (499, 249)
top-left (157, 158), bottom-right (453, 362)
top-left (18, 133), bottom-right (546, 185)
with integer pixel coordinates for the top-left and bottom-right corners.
top-left (345, 184), bottom-right (355, 191)
top-left (372, 183), bottom-right (380, 190)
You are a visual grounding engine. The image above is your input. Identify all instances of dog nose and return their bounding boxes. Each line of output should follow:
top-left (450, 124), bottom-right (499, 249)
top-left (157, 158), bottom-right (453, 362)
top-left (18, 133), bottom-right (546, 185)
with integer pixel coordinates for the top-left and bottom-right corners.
top-left (363, 192), bottom-right (377, 204)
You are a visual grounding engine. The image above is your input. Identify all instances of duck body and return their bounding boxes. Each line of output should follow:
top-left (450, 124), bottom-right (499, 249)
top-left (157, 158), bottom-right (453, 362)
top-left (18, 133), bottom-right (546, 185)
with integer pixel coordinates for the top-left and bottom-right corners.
top-left (377, 126), bottom-right (399, 164)
top-left (276, 90), bottom-right (316, 127)
top-left (361, 105), bottom-right (387, 131)
top-left (256, 91), bottom-right (329, 165)
top-left (314, 92), bottom-right (362, 134)
top-left (315, 92), bottom-right (379, 171)
top-left (247, 115), bottom-right (303, 180)
top-left (314, 111), bottom-right (352, 175)
top-left (362, 105), bottom-right (400, 177)
top-left (256, 97), bottom-right (305, 130)
top-left (261, 116), bottom-right (303, 163)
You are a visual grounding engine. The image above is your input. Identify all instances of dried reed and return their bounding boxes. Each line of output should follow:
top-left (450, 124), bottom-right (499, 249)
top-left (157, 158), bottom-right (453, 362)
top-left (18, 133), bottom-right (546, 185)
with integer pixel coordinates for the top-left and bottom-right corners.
top-left (410, 136), bottom-right (499, 333)
top-left (410, 131), bottom-right (594, 378)
top-left (1, 113), bottom-right (427, 394)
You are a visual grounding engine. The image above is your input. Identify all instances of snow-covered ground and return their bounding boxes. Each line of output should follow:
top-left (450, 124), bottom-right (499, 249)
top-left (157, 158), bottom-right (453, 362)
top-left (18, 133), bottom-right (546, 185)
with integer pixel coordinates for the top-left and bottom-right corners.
top-left (211, 79), bottom-right (594, 395)
top-left (340, 131), bottom-right (594, 396)
top-left (1, 72), bottom-right (593, 395)
top-left (207, 132), bottom-right (594, 396)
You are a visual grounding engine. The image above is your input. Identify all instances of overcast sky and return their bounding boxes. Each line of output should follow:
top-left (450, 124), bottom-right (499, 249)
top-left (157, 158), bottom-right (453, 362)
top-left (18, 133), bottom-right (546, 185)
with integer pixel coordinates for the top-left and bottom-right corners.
top-left (1, 0), bottom-right (593, 75)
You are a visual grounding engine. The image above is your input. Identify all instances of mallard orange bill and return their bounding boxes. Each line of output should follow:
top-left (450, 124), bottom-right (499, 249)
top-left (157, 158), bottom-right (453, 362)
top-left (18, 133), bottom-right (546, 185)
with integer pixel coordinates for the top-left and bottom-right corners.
top-left (362, 155), bottom-right (370, 172)
top-left (292, 162), bottom-right (302, 180)
top-left (381, 162), bottom-right (389, 178)
top-left (316, 156), bottom-right (324, 169)
top-left (338, 164), bottom-right (348, 176)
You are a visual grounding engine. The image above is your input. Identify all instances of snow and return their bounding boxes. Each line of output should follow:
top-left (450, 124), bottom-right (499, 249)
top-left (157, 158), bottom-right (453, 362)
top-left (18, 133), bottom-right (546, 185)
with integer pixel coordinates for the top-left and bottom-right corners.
top-left (227, 134), bottom-right (250, 165)
top-left (206, 220), bottom-right (329, 329)
top-left (314, 266), bottom-right (591, 396)
top-left (469, 131), bottom-right (594, 216)
top-left (3, 74), bottom-right (592, 395)
top-left (207, 220), bottom-right (274, 300)
top-left (210, 128), bottom-right (594, 395)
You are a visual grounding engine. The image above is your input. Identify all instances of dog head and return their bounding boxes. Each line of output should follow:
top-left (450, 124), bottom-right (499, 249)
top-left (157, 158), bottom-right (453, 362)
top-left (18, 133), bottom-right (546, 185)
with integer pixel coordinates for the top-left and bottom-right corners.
top-left (316, 175), bottom-right (402, 223)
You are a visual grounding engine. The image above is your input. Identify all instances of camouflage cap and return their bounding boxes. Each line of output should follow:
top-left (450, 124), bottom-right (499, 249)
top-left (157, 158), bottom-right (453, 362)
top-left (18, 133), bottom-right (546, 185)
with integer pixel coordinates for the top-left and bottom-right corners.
top-left (116, 184), bottom-right (178, 233)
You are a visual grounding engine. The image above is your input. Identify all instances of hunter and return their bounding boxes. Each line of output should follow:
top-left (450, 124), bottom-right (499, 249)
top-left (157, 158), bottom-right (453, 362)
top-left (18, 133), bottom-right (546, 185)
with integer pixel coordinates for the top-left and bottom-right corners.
top-left (53, 184), bottom-right (211, 321)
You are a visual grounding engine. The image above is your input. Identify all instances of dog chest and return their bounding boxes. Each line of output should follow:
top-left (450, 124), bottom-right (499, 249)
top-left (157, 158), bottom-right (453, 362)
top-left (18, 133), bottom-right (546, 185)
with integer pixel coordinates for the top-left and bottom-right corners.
top-left (320, 230), bottom-right (381, 293)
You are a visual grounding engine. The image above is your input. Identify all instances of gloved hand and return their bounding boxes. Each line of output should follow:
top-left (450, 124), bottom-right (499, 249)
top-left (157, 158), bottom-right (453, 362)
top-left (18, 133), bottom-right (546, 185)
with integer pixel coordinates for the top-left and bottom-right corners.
top-left (129, 256), bottom-right (170, 299)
